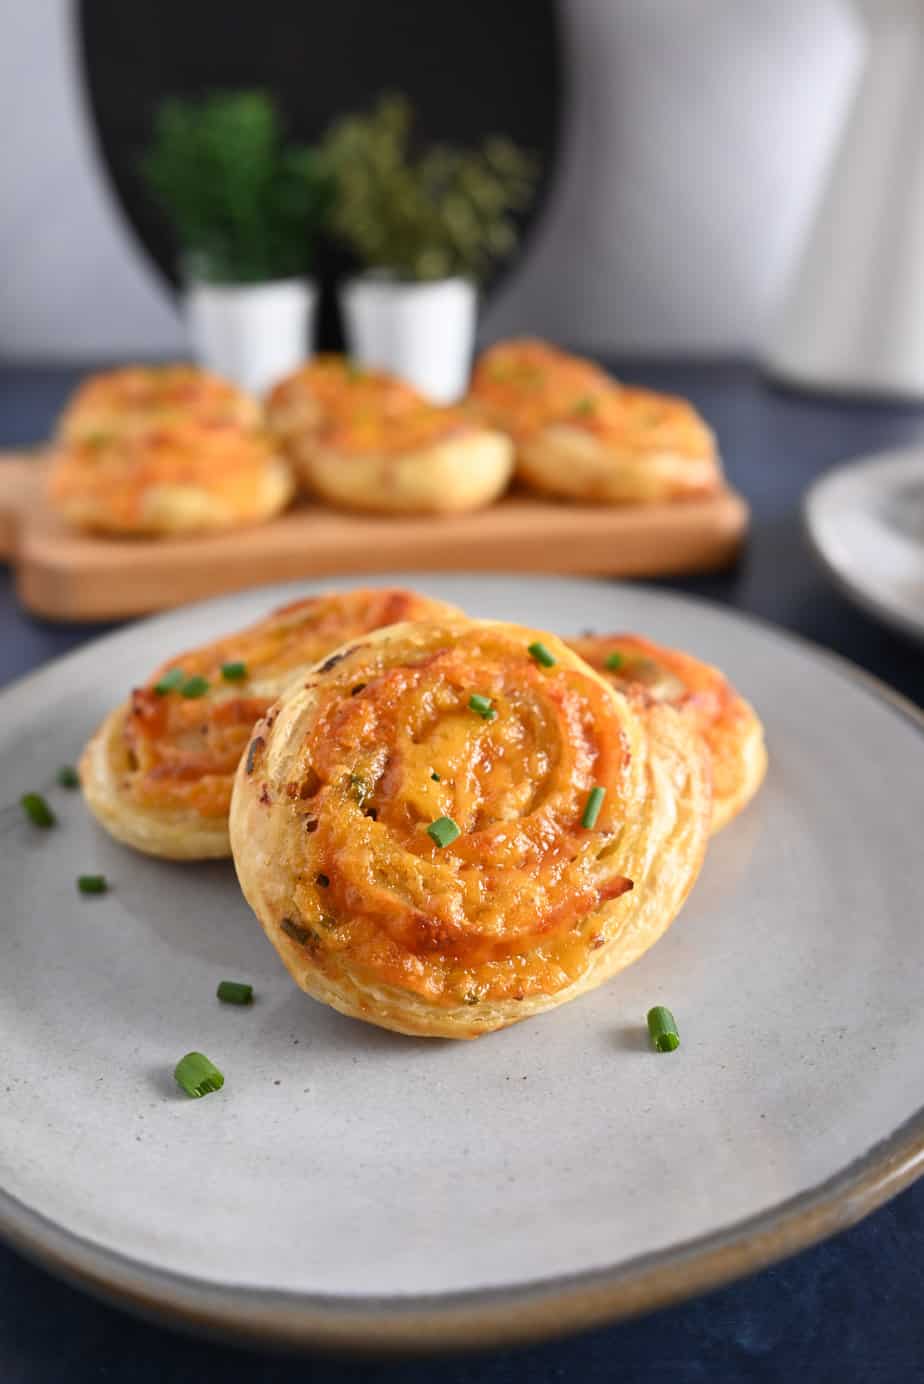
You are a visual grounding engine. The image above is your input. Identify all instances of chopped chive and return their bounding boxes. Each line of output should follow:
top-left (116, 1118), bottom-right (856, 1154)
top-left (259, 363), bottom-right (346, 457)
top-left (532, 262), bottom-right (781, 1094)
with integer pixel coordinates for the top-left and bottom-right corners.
top-left (468, 693), bottom-right (496, 720)
top-left (573, 396), bottom-right (596, 416)
top-left (174, 1051), bottom-right (225, 1098)
top-left (57, 765), bottom-right (80, 789)
top-left (431, 771), bottom-right (441, 782)
top-left (316, 873), bottom-right (330, 888)
top-left (77, 874), bottom-right (107, 895)
top-left (647, 1006), bottom-right (680, 1053)
top-left (428, 816), bottom-right (460, 848)
top-left (605, 651), bottom-right (624, 671)
top-left (528, 640), bottom-right (556, 668)
top-left (21, 793), bottom-right (55, 827)
top-left (180, 675), bottom-right (210, 699)
top-left (154, 667), bottom-right (184, 695)
top-left (345, 360), bottom-right (363, 380)
top-left (216, 980), bottom-right (253, 1006)
top-left (581, 785), bottom-right (606, 829)
top-left (349, 772), bottom-right (370, 805)
top-left (221, 661), bottom-right (247, 682)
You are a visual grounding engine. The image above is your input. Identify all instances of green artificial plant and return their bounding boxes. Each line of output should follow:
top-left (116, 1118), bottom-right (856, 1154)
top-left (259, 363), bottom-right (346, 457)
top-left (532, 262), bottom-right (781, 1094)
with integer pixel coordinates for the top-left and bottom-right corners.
top-left (319, 94), bottom-right (538, 283)
top-left (141, 90), bottom-right (332, 284)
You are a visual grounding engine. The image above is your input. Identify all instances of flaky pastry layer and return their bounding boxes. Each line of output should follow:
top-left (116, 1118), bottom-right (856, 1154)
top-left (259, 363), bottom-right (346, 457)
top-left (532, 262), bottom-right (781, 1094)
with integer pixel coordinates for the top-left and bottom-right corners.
top-left (230, 619), bottom-right (712, 1037)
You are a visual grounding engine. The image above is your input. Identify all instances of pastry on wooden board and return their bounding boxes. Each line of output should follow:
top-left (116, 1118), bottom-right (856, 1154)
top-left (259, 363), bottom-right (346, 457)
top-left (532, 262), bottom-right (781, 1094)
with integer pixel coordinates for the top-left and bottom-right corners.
top-left (469, 339), bottom-right (722, 504)
top-left (47, 421), bottom-right (293, 537)
top-left (267, 355), bottom-right (513, 514)
top-left (56, 364), bottom-right (261, 442)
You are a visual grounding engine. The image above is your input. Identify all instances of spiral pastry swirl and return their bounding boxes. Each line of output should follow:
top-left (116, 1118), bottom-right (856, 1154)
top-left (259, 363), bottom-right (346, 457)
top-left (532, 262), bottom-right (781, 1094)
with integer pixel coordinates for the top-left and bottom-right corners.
top-left (567, 633), bottom-right (767, 834)
top-left (267, 355), bottom-right (513, 514)
top-left (47, 421), bottom-right (293, 536)
top-left (230, 620), bottom-right (712, 1037)
top-left (56, 365), bottom-right (261, 443)
top-left (469, 339), bottom-right (721, 504)
top-left (80, 588), bottom-right (461, 859)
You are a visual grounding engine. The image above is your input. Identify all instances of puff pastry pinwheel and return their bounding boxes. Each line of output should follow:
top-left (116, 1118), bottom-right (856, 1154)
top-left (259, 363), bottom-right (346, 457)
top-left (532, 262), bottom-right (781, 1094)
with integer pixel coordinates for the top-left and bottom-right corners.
top-left (266, 355), bottom-right (513, 514)
top-left (56, 364), bottom-right (261, 444)
top-left (567, 634), bottom-right (766, 834)
top-left (47, 421), bottom-right (293, 536)
top-left (230, 620), bottom-right (712, 1038)
top-left (80, 588), bottom-right (463, 860)
top-left (469, 338), bottom-right (721, 504)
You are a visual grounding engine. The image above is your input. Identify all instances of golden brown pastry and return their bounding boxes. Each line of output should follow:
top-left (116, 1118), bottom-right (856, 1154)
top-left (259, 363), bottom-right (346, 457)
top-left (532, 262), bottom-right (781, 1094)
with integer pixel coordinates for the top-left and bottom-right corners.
top-left (469, 339), bottom-right (722, 504)
top-left (266, 355), bottom-right (418, 455)
top-left (81, 588), bottom-right (464, 859)
top-left (56, 364), bottom-right (261, 443)
top-left (230, 619), bottom-right (712, 1038)
top-left (567, 633), bottom-right (766, 834)
top-left (469, 338), bottom-right (614, 437)
top-left (266, 355), bottom-right (513, 514)
top-left (46, 421), bottom-right (293, 536)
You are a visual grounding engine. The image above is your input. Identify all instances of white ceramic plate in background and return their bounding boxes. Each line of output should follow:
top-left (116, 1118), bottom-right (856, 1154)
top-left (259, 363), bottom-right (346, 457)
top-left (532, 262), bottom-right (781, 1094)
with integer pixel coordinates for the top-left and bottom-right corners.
top-left (805, 447), bottom-right (924, 643)
top-left (1, 575), bottom-right (924, 1351)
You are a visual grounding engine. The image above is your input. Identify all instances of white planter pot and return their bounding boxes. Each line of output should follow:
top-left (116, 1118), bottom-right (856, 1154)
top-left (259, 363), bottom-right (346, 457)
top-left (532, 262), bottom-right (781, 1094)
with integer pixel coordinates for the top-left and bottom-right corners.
top-left (339, 276), bottom-right (477, 403)
top-left (766, 0), bottom-right (924, 397)
top-left (184, 278), bottom-right (317, 396)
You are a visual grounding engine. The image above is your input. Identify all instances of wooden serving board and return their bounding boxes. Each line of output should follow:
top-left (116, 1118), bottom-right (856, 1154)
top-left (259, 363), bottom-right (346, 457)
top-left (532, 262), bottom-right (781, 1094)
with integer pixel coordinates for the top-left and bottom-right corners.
top-left (0, 453), bottom-right (748, 621)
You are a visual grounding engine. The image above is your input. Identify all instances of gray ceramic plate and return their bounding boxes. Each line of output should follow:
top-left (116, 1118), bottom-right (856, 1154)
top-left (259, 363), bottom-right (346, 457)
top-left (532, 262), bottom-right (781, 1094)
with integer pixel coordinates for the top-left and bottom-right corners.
top-left (805, 448), bottom-right (924, 643)
top-left (2, 575), bottom-right (924, 1352)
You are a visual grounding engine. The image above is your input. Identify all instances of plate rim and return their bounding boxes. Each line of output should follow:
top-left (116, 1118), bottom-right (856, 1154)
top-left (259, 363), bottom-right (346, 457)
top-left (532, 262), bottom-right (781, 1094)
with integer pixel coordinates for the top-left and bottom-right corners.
top-left (804, 446), bottom-right (924, 643)
top-left (3, 576), bottom-right (924, 1352)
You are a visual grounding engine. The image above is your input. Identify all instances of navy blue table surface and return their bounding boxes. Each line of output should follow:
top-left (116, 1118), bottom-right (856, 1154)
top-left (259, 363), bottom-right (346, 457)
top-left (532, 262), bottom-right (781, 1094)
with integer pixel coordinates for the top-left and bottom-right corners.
top-left (2, 361), bottom-right (924, 1383)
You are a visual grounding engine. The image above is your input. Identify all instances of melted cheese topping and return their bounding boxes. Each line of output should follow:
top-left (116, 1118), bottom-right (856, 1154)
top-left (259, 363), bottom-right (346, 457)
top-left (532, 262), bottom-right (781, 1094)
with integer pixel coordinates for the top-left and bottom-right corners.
top-left (470, 340), bottom-right (715, 462)
top-left (246, 625), bottom-right (639, 1007)
top-left (120, 590), bottom-right (461, 819)
top-left (569, 387), bottom-right (715, 460)
top-left (469, 338), bottom-right (614, 440)
top-left (47, 420), bottom-right (287, 531)
top-left (567, 633), bottom-right (753, 821)
top-left (267, 355), bottom-right (475, 456)
top-left (56, 365), bottom-right (260, 442)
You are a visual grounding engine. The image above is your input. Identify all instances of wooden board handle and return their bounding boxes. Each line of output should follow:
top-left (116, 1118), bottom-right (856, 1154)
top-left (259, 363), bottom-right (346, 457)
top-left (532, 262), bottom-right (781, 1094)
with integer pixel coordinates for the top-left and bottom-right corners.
top-left (0, 453), bottom-right (43, 560)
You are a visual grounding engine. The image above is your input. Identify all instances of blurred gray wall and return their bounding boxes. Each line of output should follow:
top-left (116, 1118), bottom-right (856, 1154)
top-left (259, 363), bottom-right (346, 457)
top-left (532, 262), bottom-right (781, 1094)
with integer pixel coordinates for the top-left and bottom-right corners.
top-left (0, 0), bottom-right (861, 362)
